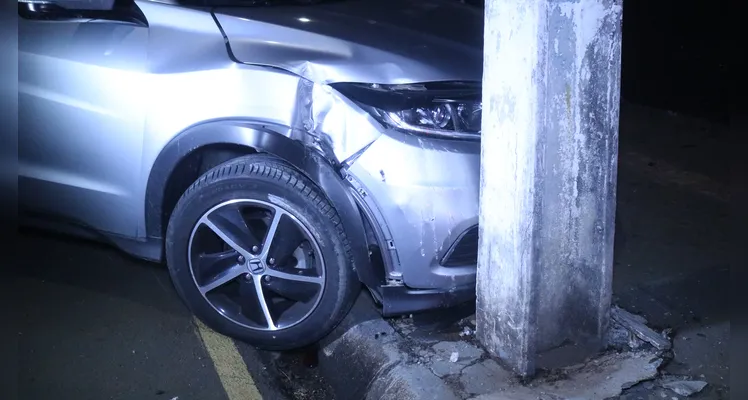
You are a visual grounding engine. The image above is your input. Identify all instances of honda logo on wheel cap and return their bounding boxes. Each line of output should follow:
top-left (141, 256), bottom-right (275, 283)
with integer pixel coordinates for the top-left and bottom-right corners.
top-left (248, 259), bottom-right (264, 274)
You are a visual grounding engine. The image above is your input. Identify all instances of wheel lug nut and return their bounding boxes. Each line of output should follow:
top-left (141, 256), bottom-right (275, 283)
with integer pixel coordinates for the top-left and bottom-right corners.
top-left (268, 258), bottom-right (276, 265)
top-left (237, 255), bottom-right (245, 264)
top-left (251, 245), bottom-right (259, 253)
top-left (264, 275), bottom-right (271, 282)
top-left (244, 273), bottom-right (252, 280)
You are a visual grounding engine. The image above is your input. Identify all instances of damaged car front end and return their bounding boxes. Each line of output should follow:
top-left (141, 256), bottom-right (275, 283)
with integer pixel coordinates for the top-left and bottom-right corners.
top-left (19, 0), bottom-right (484, 349)
top-left (211, 0), bottom-right (484, 315)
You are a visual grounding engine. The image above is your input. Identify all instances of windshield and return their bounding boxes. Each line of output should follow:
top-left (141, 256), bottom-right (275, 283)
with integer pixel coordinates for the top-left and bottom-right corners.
top-left (177, 0), bottom-right (482, 7)
top-left (176, 0), bottom-right (346, 6)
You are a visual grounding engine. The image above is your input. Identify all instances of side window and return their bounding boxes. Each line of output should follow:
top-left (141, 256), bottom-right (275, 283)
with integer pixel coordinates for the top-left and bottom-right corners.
top-left (18, 0), bottom-right (116, 11)
top-left (18, 0), bottom-right (145, 25)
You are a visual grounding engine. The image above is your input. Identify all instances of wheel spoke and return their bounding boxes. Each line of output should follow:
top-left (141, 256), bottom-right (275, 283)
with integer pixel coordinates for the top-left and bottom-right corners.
top-left (202, 204), bottom-right (261, 257)
top-left (260, 208), bottom-right (283, 258)
top-left (197, 249), bottom-right (240, 282)
top-left (199, 264), bottom-right (245, 294)
top-left (237, 279), bottom-right (267, 327)
top-left (264, 269), bottom-right (323, 285)
top-left (254, 277), bottom-right (277, 330)
top-left (262, 210), bottom-right (305, 267)
top-left (263, 278), bottom-right (319, 303)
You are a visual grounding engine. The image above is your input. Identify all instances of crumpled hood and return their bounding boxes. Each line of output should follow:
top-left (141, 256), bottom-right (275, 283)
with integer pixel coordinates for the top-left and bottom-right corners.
top-left (213, 0), bottom-right (483, 84)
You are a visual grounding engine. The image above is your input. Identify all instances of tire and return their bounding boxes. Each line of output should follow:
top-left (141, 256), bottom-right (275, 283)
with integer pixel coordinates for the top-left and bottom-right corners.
top-left (165, 153), bottom-right (360, 350)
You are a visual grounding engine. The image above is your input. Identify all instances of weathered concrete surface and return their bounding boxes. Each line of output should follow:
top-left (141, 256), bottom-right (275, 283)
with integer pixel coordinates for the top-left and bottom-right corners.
top-left (478, 0), bottom-right (623, 376)
top-left (460, 360), bottom-right (514, 396)
top-left (388, 311), bottom-right (674, 400)
top-left (471, 351), bottom-right (661, 400)
top-left (316, 295), bottom-right (401, 400)
top-left (316, 294), bottom-right (461, 400)
top-left (432, 341), bottom-right (485, 365)
top-left (366, 364), bottom-right (460, 400)
top-left (661, 378), bottom-right (708, 397)
top-left (429, 341), bottom-right (485, 377)
top-left (319, 287), bottom-right (708, 400)
top-left (431, 360), bottom-right (467, 378)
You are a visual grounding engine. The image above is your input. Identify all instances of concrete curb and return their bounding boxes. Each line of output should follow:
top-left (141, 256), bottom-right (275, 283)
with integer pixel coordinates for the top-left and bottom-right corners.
top-left (316, 294), bottom-right (460, 400)
top-left (314, 294), bottom-right (681, 400)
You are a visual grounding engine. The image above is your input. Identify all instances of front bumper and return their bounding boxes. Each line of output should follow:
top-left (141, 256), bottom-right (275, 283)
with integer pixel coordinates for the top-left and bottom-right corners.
top-left (379, 282), bottom-right (476, 317)
top-left (347, 128), bottom-right (480, 291)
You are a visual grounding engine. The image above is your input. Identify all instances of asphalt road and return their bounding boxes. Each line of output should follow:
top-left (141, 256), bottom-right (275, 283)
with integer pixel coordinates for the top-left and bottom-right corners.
top-left (11, 228), bottom-right (297, 400)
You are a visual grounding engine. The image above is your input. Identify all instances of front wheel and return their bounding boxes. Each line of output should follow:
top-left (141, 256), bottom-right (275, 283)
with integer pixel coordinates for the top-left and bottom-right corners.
top-left (165, 154), bottom-right (360, 350)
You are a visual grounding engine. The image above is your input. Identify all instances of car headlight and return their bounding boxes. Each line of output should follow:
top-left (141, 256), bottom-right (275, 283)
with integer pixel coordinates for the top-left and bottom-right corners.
top-left (331, 82), bottom-right (482, 140)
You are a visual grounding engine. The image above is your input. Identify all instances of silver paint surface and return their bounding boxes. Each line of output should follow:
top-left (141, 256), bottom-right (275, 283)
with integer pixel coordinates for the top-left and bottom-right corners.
top-left (18, 0), bottom-right (483, 290)
top-left (215, 0), bottom-right (483, 84)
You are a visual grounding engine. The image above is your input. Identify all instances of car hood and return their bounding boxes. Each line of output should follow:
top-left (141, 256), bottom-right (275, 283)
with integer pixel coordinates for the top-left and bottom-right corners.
top-left (213, 0), bottom-right (483, 84)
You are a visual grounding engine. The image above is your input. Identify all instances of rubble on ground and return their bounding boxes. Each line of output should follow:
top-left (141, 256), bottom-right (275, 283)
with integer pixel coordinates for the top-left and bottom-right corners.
top-left (609, 306), bottom-right (672, 351)
top-left (385, 304), bottom-right (715, 399)
top-left (660, 376), bottom-right (709, 397)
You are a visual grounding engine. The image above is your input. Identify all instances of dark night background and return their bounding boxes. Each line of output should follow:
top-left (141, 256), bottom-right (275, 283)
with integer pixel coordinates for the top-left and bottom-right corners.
top-left (620, 0), bottom-right (727, 122)
top-left (465, 0), bottom-right (729, 122)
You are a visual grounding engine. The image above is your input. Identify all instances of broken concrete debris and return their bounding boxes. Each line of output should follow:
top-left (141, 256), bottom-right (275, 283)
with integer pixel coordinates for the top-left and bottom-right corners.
top-left (459, 326), bottom-right (474, 337)
top-left (661, 377), bottom-right (708, 397)
top-left (472, 351), bottom-right (662, 400)
top-left (432, 341), bottom-right (483, 366)
top-left (338, 301), bottom-right (711, 399)
top-left (431, 360), bottom-right (465, 378)
top-left (610, 306), bottom-right (672, 351)
top-left (319, 288), bottom-right (718, 400)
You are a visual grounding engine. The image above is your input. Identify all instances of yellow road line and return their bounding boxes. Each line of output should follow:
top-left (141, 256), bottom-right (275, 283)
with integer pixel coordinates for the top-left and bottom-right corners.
top-left (194, 318), bottom-right (263, 400)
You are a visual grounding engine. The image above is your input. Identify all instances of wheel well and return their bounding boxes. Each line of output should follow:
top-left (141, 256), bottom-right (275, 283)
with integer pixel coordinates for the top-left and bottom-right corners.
top-left (160, 144), bottom-right (257, 237)
top-left (156, 141), bottom-right (387, 292)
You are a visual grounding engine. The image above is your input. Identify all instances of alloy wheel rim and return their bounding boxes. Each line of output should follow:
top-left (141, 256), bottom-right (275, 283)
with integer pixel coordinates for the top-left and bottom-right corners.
top-left (187, 198), bottom-right (326, 331)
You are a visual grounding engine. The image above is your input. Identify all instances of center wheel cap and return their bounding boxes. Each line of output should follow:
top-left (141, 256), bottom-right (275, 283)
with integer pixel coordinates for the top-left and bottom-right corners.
top-left (247, 259), bottom-right (265, 274)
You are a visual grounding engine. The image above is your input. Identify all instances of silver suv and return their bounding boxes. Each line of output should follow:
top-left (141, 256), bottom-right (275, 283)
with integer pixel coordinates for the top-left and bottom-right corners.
top-left (18, 0), bottom-right (483, 349)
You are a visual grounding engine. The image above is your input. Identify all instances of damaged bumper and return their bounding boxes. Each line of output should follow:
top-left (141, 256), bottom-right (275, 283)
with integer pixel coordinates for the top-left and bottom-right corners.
top-left (347, 128), bottom-right (480, 297)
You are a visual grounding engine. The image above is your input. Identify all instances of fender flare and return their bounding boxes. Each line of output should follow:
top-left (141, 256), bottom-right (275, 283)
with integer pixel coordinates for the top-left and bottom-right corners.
top-left (145, 120), bottom-right (381, 291)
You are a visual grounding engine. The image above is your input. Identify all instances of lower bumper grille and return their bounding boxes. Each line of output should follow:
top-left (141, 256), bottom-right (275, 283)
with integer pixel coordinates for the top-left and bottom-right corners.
top-left (441, 225), bottom-right (479, 267)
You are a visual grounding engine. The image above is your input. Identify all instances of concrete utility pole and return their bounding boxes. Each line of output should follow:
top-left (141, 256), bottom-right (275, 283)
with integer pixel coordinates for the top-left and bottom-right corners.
top-left (477, 0), bottom-right (624, 377)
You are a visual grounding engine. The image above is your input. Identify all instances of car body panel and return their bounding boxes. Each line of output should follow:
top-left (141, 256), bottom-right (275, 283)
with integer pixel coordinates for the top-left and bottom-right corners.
top-left (18, 16), bottom-right (149, 236)
top-left (137, 1), bottom-right (385, 236)
top-left (18, 0), bottom-right (483, 312)
top-left (347, 129), bottom-right (480, 289)
top-left (214, 0), bottom-right (483, 85)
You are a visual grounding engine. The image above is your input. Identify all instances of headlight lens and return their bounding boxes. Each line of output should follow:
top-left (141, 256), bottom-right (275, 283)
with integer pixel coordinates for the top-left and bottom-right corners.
top-left (332, 82), bottom-right (482, 139)
top-left (382, 101), bottom-right (482, 136)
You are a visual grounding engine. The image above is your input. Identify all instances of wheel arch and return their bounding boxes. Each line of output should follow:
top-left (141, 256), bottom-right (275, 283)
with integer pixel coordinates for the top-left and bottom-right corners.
top-left (145, 119), bottom-right (382, 293)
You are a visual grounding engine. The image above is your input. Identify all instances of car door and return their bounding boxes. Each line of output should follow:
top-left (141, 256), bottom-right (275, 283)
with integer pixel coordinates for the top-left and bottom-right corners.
top-left (18, 0), bottom-right (149, 237)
